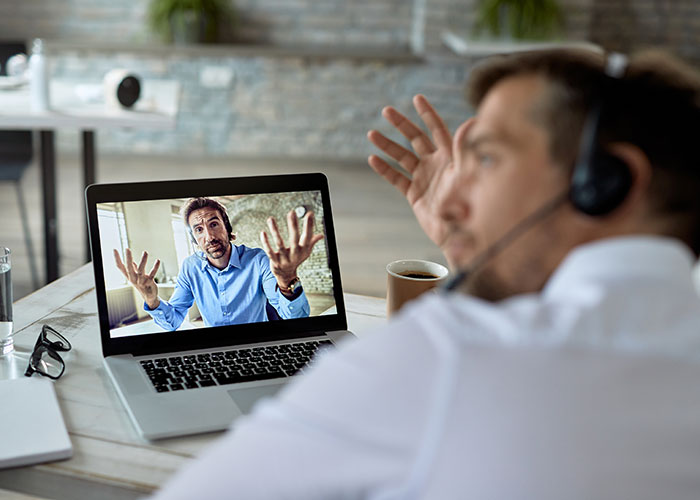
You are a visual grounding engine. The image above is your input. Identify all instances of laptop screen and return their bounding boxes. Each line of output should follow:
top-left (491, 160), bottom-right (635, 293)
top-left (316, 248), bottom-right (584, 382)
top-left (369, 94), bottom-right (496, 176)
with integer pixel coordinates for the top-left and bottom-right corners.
top-left (87, 174), bottom-right (347, 355)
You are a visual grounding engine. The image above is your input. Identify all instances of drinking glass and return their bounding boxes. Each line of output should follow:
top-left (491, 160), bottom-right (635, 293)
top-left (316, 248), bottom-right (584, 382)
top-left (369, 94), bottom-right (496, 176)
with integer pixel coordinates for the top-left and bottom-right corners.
top-left (0, 248), bottom-right (30, 379)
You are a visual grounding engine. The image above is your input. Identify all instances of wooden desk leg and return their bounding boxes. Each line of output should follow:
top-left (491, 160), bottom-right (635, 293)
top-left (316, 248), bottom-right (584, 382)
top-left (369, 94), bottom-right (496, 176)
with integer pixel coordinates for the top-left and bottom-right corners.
top-left (39, 130), bottom-right (58, 284)
top-left (82, 130), bottom-right (96, 263)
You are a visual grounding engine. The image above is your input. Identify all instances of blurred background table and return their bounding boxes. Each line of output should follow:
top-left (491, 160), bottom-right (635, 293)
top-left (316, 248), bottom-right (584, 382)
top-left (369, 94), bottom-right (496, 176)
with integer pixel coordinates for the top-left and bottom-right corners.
top-left (0, 80), bottom-right (180, 283)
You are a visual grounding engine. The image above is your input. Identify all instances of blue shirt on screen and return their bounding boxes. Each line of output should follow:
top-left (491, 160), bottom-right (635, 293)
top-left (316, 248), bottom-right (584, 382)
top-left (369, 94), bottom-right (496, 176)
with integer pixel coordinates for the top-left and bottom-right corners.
top-left (145, 244), bottom-right (309, 331)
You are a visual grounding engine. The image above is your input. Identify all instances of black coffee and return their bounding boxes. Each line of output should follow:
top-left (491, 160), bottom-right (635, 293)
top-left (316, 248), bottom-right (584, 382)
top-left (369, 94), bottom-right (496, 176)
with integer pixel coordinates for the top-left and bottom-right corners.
top-left (399, 271), bottom-right (438, 280)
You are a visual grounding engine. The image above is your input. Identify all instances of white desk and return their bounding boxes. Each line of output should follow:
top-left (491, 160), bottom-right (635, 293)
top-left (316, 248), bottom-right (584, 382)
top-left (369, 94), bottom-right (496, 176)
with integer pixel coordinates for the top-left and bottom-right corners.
top-left (0, 79), bottom-right (180, 283)
top-left (0, 265), bottom-right (386, 499)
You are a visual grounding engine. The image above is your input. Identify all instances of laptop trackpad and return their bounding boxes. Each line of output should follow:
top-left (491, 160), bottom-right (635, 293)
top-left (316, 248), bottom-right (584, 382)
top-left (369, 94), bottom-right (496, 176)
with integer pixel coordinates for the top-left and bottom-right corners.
top-left (228, 383), bottom-right (285, 414)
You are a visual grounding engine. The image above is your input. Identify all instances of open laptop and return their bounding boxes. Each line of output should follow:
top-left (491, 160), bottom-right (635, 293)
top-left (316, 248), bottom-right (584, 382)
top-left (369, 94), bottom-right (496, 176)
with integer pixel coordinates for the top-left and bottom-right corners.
top-left (86, 173), bottom-right (352, 440)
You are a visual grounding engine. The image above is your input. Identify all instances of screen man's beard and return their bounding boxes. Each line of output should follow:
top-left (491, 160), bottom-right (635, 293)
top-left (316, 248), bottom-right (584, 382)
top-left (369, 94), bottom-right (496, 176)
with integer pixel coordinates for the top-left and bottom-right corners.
top-left (204, 239), bottom-right (229, 259)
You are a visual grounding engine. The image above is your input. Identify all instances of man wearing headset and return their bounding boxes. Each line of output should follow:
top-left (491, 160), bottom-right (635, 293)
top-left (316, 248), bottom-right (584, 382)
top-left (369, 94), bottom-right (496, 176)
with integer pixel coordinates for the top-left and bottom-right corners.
top-left (152, 50), bottom-right (700, 499)
top-left (114, 197), bottom-right (324, 330)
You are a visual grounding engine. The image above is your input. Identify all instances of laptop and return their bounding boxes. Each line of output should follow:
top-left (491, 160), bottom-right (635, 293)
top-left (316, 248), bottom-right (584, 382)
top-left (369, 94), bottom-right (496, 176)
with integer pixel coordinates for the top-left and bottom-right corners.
top-left (85, 173), bottom-right (352, 440)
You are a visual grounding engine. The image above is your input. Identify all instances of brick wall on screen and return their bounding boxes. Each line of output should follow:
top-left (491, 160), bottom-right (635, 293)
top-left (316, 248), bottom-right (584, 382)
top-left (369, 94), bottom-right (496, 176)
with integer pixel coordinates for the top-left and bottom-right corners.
top-left (221, 192), bottom-right (333, 294)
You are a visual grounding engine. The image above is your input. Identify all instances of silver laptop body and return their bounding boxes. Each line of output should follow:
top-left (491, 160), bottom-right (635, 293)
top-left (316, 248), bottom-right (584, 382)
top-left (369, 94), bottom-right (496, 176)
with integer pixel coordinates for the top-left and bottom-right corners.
top-left (86, 174), bottom-right (351, 440)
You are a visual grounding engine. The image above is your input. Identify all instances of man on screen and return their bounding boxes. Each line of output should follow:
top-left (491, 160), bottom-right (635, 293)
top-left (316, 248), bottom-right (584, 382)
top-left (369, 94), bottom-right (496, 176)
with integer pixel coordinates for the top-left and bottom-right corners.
top-left (114, 197), bottom-right (324, 330)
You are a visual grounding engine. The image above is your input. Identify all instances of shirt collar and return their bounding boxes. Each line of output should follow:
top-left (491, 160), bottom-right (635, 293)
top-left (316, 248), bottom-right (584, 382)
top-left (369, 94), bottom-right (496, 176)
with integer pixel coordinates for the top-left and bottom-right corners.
top-left (198, 243), bottom-right (241, 272)
top-left (543, 236), bottom-right (697, 299)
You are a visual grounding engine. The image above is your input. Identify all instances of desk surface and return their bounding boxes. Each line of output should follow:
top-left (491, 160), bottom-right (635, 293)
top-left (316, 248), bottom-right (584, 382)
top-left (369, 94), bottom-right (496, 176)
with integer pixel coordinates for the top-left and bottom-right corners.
top-left (0, 265), bottom-right (386, 500)
top-left (0, 79), bottom-right (179, 130)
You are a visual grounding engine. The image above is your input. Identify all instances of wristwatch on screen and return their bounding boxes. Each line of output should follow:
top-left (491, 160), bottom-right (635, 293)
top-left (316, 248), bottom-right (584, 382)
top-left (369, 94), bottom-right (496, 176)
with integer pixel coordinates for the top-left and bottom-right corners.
top-left (282, 277), bottom-right (303, 296)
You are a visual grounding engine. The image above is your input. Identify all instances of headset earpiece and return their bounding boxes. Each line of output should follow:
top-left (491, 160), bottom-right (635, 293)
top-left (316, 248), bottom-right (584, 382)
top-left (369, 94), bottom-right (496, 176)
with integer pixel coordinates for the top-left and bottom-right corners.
top-left (569, 53), bottom-right (633, 217)
top-left (570, 147), bottom-right (632, 216)
top-left (220, 210), bottom-right (234, 240)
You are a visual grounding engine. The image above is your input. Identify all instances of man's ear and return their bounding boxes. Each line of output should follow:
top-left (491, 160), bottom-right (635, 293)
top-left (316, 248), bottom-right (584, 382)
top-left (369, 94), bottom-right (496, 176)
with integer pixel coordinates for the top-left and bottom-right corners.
top-left (607, 142), bottom-right (653, 214)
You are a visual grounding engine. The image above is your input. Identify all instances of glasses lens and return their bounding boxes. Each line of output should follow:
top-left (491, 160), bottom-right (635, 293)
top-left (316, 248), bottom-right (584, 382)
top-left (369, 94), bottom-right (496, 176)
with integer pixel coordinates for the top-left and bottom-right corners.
top-left (31, 347), bottom-right (64, 379)
top-left (43, 326), bottom-right (71, 351)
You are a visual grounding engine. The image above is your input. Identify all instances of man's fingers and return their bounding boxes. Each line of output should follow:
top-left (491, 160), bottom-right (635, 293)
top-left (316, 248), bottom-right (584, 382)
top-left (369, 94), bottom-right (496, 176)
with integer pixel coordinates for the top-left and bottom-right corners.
top-left (301, 211), bottom-right (320, 246)
top-left (381, 106), bottom-right (435, 157)
top-left (137, 251), bottom-right (148, 275)
top-left (147, 259), bottom-right (161, 280)
top-left (310, 233), bottom-right (324, 248)
top-left (453, 117), bottom-right (477, 152)
top-left (287, 210), bottom-right (300, 246)
top-left (367, 130), bottom-right (420, 174)
top-left (368, 155), bottom-right (411, 197)
top-left (267, 217), bottom-right (285, 250)
top-left (260, 231), bottom-right (276, 261)
top-left (124, 248), bottom-right (138, 282)
top-left (299, 212), bottom-right (310, 245)
top-left (124, 247), bottom-right (132, 269)
top-left (113, 249), bottom-right (129, 278)
top-left (414, 94), bottom-right (452, 151)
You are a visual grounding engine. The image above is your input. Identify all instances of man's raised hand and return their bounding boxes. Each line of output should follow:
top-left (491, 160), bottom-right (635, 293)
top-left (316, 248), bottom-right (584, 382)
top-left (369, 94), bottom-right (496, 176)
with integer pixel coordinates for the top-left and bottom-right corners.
top-left (114, 248), bottom-right (161, 309)
top-left (367, 94), bottom-right (458, 248)
top-left (260, 210), bottom-right (324, 286)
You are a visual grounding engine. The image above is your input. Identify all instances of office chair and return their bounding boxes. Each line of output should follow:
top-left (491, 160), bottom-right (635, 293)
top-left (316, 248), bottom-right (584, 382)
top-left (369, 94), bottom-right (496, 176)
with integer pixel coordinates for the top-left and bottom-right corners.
top-left (0, 41), bottom-right (40, 290)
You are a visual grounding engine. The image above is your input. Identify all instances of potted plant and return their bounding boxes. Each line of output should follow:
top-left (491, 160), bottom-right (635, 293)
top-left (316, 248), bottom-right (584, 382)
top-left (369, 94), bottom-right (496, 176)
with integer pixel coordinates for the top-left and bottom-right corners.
top-left (148, 0), bottom-right (234, 44)
top-left (474, 0), bottom-right (563, 40)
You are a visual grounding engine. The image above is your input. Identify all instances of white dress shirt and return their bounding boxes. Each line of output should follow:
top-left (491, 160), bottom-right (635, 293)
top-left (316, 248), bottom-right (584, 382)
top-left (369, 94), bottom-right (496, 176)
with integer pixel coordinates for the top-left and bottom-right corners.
top-left (151, 236), bottom-right (700, 500)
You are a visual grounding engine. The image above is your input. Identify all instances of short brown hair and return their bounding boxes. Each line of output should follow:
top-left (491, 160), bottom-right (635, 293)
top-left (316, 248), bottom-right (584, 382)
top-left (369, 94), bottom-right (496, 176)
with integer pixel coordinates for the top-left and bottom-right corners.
top-left (181, 197), bottom-right (234, 241)
top-left (466, 49), bottom-right (700, 255)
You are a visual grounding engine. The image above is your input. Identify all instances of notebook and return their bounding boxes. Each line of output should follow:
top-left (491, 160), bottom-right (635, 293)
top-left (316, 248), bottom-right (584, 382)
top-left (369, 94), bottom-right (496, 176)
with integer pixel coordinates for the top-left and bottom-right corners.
top-left (0, 378), bottom-right (73, 468)
top-left (85, 173), bottom-right (352, 440)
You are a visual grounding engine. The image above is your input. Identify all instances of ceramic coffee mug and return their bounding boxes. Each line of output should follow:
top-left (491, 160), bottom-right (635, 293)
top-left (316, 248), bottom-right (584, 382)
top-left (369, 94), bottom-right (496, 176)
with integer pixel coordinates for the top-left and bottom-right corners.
top-left (386, 259), bottom-right (448, 317)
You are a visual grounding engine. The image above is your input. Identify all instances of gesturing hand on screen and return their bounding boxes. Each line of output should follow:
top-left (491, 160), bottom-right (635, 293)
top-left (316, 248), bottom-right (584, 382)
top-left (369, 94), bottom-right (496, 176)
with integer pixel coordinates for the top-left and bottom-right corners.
top-left (114, 248), bottom-right (161, 310)
top-left (260, 210), bottom-right (324, 292)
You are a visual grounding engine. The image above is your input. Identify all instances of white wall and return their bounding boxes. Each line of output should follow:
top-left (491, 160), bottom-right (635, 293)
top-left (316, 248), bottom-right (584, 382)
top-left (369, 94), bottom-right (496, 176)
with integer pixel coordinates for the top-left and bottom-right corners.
top-left (123, 200), bottom-right (180, 283)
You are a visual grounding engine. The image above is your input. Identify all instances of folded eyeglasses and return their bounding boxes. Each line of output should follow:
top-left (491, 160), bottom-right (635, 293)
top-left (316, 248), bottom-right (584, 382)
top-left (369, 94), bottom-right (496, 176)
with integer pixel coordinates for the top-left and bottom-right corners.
top-left (24, 325), bottom-right (72, 380)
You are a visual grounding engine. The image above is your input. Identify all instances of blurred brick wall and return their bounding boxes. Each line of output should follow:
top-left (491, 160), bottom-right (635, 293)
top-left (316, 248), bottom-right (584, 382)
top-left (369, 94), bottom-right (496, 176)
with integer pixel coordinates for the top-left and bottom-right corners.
top-left (1, 0), bottom-right (695, 62)
top-left (0, 0), bottom-right (696, 159)
top-left (0, 0), bottom-right (149, 42)
top-left (0, 0), bottom-right (413, 47)
top-left (233, 0), bottom-right (413, 47)
top-left (43, 51), bottom-right (472, 159)
top-left (588, 0), bottom-right (699, 66)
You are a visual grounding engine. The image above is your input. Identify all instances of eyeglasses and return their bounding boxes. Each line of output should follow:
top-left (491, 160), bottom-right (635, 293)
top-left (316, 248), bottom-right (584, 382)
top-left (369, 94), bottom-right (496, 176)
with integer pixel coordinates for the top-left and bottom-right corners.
top-left (24, 325), bottom-right (72, 380)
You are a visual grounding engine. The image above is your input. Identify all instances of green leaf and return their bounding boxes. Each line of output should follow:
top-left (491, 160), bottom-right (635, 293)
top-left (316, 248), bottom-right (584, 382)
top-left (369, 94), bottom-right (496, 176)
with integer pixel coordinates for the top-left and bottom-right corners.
top-left (474, 0), bottom-right (563, 40)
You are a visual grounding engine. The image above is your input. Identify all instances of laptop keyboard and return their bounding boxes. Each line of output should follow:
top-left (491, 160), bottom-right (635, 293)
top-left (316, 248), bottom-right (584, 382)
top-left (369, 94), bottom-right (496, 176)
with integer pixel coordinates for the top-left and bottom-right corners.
top-left (140, 339), bottom-right (333, 393)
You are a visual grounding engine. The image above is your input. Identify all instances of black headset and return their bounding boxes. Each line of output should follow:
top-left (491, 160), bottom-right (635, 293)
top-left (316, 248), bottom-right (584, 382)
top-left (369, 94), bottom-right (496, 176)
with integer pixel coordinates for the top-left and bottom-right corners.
top-left (186, 199), bottom-right (234, 245)
top-left (569, 53), bottom-right (633, 216)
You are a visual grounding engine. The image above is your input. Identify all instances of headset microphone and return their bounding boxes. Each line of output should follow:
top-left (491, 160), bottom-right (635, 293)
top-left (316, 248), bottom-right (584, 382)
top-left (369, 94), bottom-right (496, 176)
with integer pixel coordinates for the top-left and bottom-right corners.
top-left (443, 190), bottom-right (569, 292)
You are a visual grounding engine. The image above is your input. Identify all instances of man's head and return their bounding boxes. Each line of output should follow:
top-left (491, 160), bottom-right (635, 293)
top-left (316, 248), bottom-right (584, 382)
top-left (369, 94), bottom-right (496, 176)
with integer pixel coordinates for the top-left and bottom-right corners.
top-left (438, 49), bottom-right (700, 301)
top-left (182, 197), bottom-right (234, 259)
